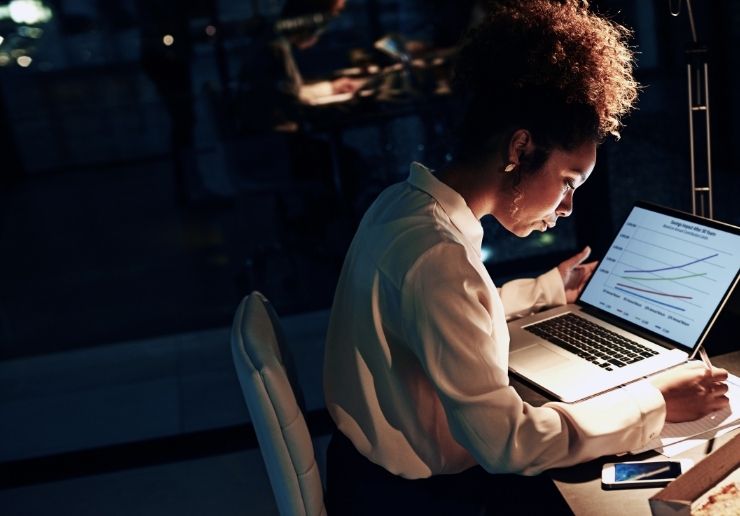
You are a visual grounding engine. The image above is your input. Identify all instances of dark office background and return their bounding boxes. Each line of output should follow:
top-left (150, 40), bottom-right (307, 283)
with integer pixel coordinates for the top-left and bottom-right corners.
top-left (0, 0), bottom-right (738, 504)
top-left (0, 0), bottom-right (738, 361)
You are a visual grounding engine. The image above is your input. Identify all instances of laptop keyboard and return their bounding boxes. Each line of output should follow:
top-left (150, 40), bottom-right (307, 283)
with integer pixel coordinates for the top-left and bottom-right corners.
top-left (524, 313), bottom-right (660, 371)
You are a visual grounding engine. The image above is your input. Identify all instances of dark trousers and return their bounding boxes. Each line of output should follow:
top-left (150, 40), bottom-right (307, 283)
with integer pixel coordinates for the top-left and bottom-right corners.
top-left (325, 430), bottom-right (573, 516)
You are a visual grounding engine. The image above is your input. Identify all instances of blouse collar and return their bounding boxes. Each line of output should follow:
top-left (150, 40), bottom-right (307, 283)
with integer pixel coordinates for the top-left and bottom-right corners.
top-left (407, 162), bottom-right (484, 252)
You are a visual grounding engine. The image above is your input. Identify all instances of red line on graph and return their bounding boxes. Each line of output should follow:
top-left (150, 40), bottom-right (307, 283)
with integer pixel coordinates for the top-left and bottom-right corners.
top-left (615, 283), bottom-right (693, 300)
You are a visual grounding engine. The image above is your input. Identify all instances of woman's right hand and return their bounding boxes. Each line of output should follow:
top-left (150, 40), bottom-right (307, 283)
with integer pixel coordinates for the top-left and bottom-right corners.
top-left (331, 77), bottom-right (365, 94)
top-left (650, 361), bottom-right (729, 422)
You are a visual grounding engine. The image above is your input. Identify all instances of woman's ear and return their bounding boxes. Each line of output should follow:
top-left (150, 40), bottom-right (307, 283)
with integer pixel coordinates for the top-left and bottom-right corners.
top-left (507, 129), bottom-right (534, 165)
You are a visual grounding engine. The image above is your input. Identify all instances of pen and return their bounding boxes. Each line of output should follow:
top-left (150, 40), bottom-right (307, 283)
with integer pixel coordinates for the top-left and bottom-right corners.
top-left (705, 436), bottom-right (715, 454)
top-left (698, 346), bottom-right (713, 371)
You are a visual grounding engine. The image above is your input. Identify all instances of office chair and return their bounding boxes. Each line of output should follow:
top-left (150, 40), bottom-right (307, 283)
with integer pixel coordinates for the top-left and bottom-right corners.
top-left (231, 291), bottom-right (327, 516)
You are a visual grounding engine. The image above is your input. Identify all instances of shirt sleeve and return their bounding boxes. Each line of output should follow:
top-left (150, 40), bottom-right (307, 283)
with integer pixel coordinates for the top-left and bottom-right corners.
top-left (401, 242), bottom-right (666, 475)
top-left (498, 267), bottom-right (567, 321)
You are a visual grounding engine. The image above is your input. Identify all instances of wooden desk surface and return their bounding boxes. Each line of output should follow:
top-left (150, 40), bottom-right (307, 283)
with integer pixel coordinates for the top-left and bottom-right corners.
top-left (511, 351), bottom-right (740, 516)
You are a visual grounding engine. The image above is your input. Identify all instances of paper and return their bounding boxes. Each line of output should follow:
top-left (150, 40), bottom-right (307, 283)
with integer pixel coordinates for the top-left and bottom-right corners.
top-left (659, 423), bottom-right (740, 457)
top-left (305, 92), bottom-right (354, 105)
top-left (631, 374), bottom-right (740, 454)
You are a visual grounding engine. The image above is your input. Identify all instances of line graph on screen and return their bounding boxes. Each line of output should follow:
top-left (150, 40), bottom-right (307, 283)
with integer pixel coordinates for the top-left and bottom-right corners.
top-left (602, 229), bottom-right (730, 322)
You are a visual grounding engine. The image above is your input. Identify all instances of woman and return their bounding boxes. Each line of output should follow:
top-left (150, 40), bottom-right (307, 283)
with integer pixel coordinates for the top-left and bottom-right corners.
top-left (323, 1), bottom-right (729, 514)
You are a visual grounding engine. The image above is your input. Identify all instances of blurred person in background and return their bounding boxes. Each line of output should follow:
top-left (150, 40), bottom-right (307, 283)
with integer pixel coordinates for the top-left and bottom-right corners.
top-left (236, 0), bottom-right (363, 133)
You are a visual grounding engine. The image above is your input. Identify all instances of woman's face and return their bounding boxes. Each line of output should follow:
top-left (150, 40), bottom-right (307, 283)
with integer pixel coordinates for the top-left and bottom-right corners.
top-left (495, 140), bottom-right (597, 237)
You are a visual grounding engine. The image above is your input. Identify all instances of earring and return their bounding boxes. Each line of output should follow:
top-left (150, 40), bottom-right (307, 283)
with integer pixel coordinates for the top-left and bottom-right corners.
top-left (504, 163), bottom-right (517, 173)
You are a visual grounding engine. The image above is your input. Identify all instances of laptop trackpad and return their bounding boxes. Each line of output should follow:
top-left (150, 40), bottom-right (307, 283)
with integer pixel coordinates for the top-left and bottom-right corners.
top-left (510, 345), bottom-right (570, 373)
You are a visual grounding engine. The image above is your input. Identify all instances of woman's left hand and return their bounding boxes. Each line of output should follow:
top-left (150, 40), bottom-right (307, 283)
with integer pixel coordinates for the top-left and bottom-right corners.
top-left (558, 246), bottom-right (599, 303)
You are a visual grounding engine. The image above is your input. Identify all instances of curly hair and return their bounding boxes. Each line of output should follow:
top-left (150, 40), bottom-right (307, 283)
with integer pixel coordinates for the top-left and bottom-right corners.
top-left (453, 0), bottom-right (638, 165)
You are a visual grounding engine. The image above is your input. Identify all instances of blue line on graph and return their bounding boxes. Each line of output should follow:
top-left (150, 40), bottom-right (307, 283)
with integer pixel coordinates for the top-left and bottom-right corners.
top-left (614, 287), bottom-right (686, 311)
top-left (623, 253), bottom-right (718, 274)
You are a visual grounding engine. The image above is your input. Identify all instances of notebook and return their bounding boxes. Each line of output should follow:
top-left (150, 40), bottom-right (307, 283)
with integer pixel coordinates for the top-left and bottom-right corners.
top-left (507, 201), bottom-right (740, 402)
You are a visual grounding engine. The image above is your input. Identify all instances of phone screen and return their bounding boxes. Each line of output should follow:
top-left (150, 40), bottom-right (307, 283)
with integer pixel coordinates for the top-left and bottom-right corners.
top-left (614, 461), bottom-right (683, 482)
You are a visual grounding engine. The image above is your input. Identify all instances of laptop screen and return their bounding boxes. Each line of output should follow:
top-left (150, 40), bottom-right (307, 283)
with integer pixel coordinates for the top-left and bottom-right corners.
top-left (578, 202), bottom-right (740, 351)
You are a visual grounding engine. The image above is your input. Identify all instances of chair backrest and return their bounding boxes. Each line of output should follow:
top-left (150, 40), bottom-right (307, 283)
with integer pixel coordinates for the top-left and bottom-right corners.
top-left (231, 291), bottom-right (326, 516)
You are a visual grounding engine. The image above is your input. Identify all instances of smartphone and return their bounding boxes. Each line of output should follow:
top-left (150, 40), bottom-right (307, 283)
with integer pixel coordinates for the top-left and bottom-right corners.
top-left (601, 459), bottom-right (693, 489)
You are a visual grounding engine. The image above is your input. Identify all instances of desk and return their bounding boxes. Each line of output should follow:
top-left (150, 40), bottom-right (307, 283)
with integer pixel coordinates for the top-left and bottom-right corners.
top-left (299, 63), bottom-right (457, 199)
top-left (511, 350), bottom-right (740, 515)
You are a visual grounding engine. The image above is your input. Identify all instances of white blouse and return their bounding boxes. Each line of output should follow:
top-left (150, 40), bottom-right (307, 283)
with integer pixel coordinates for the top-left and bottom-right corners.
top-left (323, 162), bottom-right (666, 479)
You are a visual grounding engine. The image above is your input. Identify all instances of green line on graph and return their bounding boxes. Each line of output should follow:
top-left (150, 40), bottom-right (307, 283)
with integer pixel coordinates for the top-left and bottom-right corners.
top-left (619, 272), bottom-right (707, 281)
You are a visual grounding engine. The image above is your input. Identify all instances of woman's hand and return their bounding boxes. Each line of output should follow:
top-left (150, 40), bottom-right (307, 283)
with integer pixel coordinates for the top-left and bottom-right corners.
top-left (650, 361), bottom-right (729, 422)
top-left (557, 246), bottom-right (598, 303)
top-left (331, 77), bottom-right (365, 94)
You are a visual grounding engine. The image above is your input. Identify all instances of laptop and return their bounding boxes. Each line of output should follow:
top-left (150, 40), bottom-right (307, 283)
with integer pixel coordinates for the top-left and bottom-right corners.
top-left (508, 201), bottom-right (740, 402)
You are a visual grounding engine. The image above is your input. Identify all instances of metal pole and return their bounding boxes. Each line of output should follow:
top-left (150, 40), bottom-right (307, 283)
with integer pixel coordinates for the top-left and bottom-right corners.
top-left (687, 53), bottom-right (713, 219)
top-left (685, 0), bottom-right (698, 43)
top-left (672, 0), bottom-right (714, 219)
top-left (687, 62), bottom-right (697, 216)
top-left (703, 62), bottom-right (714, 219)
